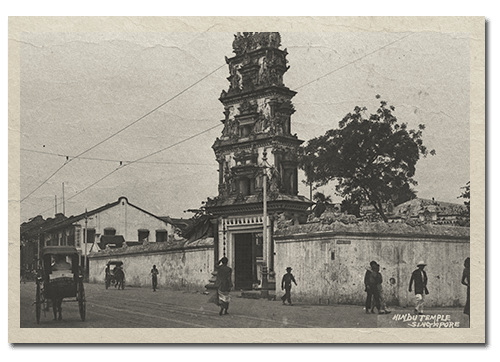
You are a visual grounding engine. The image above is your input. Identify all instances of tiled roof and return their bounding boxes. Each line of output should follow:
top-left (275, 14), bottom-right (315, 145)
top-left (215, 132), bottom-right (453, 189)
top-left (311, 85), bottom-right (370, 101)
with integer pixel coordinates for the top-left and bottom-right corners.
top-left (392, 198), bottom-right (467, 217)
top-left (41, 197), bottom-right (171, 232)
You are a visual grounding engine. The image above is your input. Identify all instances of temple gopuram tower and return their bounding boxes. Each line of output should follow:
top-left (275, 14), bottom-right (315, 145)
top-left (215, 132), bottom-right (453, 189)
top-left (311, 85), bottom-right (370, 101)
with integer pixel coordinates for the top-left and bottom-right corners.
top-left (206, 32), bottom-right (312, 291)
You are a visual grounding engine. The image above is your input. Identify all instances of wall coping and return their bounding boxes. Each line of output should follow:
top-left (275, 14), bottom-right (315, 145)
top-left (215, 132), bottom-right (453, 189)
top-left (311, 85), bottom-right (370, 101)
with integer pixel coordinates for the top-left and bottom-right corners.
top-left (89, 237), bottom-right (214, 259)
top-left (274, 222), bottom-right (469, 242)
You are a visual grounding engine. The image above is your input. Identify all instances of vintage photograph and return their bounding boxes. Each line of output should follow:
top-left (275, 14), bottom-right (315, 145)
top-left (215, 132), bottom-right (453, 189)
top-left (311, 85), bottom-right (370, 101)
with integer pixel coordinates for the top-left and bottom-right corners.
top-left (9, 17), bottom-right (484, 343)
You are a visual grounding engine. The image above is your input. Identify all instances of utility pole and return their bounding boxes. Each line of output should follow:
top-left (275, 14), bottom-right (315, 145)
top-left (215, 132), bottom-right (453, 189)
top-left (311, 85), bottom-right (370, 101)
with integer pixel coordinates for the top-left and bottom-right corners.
top-left (261, 150), bottom-right (269, 298)
top-left (37, 227), bottom-right (41, 270)
top-left (84, 209), bottom-right (88, 277)
top-left (62, 182), bottom-right (65, 215)
top-left (262, 150), bottom-right (268, 261)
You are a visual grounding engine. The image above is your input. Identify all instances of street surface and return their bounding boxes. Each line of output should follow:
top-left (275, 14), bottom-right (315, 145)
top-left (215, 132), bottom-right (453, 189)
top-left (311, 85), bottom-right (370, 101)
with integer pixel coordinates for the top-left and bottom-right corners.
top-left (19, 282), bottom-right (468, 328)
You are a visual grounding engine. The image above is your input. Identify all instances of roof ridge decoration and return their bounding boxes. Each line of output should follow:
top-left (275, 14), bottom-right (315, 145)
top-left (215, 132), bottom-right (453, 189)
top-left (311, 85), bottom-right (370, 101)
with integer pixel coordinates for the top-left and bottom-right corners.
top-left (232, 32), bottom-right (282, 55)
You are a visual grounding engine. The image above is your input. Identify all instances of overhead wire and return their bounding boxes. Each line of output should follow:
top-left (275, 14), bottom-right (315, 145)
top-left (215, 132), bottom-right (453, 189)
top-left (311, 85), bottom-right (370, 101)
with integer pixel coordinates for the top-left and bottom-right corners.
top-left (20, 148), bottom-right (214, 166)
top-left (20, 63), bottom-right (226, 203)
top-left (34, 122), bottom-right (222, 216)
top-left (25, 33), bottom-right (413, 215)
top-left (295, 33), bottom-right (412, 90)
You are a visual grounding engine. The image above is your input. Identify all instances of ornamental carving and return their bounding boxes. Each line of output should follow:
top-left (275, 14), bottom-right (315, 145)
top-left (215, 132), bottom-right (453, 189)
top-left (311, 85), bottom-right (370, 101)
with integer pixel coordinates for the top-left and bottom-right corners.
top-left (254, 111), bottom-right (269, 134)
top-left (234, 192), bottom-right (246, 203)
top-left (276, 99), bottom-right (295, 115)
top-left (238, 100), bottom-right (258, 115)
top-left (227, 65), bottom-right (242, 92)
top-left (221, 118), bottom-right (239, 138)
top-left (232, 32), bottom-right (281, 56)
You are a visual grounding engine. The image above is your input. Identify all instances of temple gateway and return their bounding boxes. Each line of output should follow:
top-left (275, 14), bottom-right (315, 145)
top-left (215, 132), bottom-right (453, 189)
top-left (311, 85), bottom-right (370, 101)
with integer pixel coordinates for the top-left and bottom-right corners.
top-left (206, 32), bottom-right (312, 291)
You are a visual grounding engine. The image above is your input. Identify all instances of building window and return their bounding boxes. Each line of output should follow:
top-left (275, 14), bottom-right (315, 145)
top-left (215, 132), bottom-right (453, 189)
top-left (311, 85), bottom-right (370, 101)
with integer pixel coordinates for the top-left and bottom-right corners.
top-left (156, 230), bottom-right (168, 243)
top-left (138, 229), bottom-right (149, 242)
top-left (238, 177), bottom-right (256, 196)
top-left (86, 228), bottom-right (96, 245)
top-left (104, 227), bottom-right (116, 236)
top-left (68, 228), bottom-right (75, 246)
top-left (239, 178), bottom-right (250, 196)
top-left (240, 125), bottom-right (251, 137)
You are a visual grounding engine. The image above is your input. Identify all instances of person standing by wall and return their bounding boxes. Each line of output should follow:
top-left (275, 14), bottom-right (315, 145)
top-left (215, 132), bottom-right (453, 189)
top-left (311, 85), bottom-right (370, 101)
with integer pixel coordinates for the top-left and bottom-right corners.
top-left (281, 267), bottom-right (297, 305)
top-left (150, 265), bottom-right (159, 292)
top-left (409, 261), bottom-right (429, 315)
top-left (373, 263), bottom-right (391, 314)
top-left (364, 261), bottom-right (380, 314)
top-left (215, 257), bottom-right (232, 316)
top-left (461, 257), bottom-right (470, 316)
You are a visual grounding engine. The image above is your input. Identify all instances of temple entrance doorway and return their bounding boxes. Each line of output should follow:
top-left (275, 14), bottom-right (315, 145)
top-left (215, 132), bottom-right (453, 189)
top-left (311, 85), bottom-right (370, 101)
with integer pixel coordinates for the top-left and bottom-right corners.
top-left (234, 233), bottom-right (253, 290)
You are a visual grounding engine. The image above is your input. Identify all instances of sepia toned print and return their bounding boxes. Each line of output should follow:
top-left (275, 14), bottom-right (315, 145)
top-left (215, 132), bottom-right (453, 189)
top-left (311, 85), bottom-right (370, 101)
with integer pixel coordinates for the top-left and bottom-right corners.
top-left (9, 17), bottom-right (484, 343)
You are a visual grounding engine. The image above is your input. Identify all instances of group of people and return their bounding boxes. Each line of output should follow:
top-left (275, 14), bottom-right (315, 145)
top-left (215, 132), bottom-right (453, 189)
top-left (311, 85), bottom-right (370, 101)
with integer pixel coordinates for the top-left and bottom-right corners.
top-left (366, 257), bottom-right (470, 317)
top-left (148, 256), bottom-right (470, 317)
top-left (208, 258), bottom-right (299, 315)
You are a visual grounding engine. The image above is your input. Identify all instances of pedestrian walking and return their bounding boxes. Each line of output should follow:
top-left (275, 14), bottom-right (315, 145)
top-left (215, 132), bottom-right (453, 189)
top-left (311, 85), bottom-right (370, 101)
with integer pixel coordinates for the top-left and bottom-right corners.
top-left (364, 261), bottom-right (381, 314)
top-left (150, 265), bottom-right (159, 292)
top-left (214, 257), bottom-right (232, 316)
top-left (114, 265), bottom-right (125, 290)
top-left (409, 261), bottom-right (429, 315)
top-left (281, 267), bottom-right (297, 305)
top-left (461, 257), bottom-right (470, 316)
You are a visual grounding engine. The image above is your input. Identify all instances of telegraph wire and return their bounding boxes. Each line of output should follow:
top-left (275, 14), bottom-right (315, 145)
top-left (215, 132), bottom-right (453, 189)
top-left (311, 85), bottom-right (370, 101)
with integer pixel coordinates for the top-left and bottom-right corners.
top-left (20, 161), bottom-right (69, 203)
top-left (295, 33), bottom-right (412, 90)
top-left (23, 34), bottom-right (411, 208)
top-left (21, 63), bottom-right (226, 203)
top-left (68, 63), bottom-right (226, 160)
top-left (126, 123), bottom-right (221, 165)
top-left (35, 122), bottom-right (222, 217)
top-left (20, 148), bottom-right (214, 166)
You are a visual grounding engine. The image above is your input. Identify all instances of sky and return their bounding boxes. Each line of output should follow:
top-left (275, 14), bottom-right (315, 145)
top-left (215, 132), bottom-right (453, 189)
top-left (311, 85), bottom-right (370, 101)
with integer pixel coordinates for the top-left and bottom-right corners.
top-left (19, 24), bottom-right (471, 223)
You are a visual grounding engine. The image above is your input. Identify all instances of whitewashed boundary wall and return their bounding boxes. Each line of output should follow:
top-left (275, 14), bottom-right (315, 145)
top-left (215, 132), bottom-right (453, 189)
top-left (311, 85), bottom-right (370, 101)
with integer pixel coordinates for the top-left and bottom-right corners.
top-left (89, 238), bottom-right (214, 291)
top-left (274, 222), bottom-right (469, 307)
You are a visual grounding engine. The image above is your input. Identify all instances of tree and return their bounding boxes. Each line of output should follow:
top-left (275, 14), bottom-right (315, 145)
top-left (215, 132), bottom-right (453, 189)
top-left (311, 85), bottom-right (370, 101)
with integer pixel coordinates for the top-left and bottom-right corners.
top-left (298, 96), bottom-right (435, 222)
top-left (458, 181), bottom-right (470, 214)
top-left (312, 191), bottom-right (332, 204)
top-left (311, 192), bottom-right (331, 218)
top-left (340, 192), bottom-right (363, 218)
top-left (391, 183), bottom-right (418, 206)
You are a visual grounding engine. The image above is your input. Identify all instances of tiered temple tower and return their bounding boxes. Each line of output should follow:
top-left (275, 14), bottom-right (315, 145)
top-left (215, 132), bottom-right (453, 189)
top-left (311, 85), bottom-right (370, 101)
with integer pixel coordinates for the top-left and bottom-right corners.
top-left (206, 32), bottom-right (312, 291)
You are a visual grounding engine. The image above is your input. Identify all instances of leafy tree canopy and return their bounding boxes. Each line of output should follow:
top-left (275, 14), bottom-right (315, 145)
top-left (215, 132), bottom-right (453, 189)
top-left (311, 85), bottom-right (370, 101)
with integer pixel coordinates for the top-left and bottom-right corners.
top-left (312, 191), bottom-right (332, 204)
top-left (458, 181), bottom-right (470, 214)
top-left (298, 96), bottom-right (435, 222)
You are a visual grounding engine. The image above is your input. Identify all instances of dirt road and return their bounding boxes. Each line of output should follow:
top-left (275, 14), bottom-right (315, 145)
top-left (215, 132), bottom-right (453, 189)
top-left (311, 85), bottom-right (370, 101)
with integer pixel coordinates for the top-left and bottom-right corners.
top-left (19, 282), bottom-right (468, 329)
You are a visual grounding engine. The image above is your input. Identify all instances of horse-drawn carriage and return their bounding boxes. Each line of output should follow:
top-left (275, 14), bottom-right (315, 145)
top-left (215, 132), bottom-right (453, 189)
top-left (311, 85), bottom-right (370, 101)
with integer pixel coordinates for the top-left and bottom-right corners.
top-left (34, 246), bottom-right (86, 323)
top-left (105, 260), bottom-right (125, 290)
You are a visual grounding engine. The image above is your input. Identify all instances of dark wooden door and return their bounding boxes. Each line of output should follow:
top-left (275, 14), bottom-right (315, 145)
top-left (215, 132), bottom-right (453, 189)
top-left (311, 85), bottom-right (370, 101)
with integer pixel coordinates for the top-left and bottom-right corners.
top-left (234, 233), bottom-right (253, 290)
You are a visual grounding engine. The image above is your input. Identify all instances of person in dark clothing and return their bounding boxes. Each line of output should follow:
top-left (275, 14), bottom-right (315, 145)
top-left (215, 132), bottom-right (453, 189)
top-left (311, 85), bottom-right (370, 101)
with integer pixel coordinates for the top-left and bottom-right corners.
top-left (215, 257), bottom-right (233, 316)
top-left (409, 261), bottom-right (429, 315)
top-left (461, 257), bottom-right (470, 316)
top-left (364, 261), bottom-right (381, 314)
top-left (150, 265), bottom-right (159, 292)
top-left (50, 254), bottom-right (72, 320)
top-left (370, 263), bottom-right (391, 314)
top-left (114, 265), bottom-right (125, 290)
top-left (281, 267), bottom-right (297, 305)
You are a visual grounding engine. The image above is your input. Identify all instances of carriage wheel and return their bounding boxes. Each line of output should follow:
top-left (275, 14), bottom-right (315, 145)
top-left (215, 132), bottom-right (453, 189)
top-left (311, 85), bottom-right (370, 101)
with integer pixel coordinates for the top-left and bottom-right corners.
top-left (78, 279), bottom-right (86, 321)
top-left (35, 280), bottom-right (41, 324)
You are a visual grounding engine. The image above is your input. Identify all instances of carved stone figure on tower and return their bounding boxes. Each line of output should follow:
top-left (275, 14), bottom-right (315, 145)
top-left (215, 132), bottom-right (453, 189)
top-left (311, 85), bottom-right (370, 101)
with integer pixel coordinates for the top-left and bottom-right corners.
top-left (232, 32), bottom-right (282, 56)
